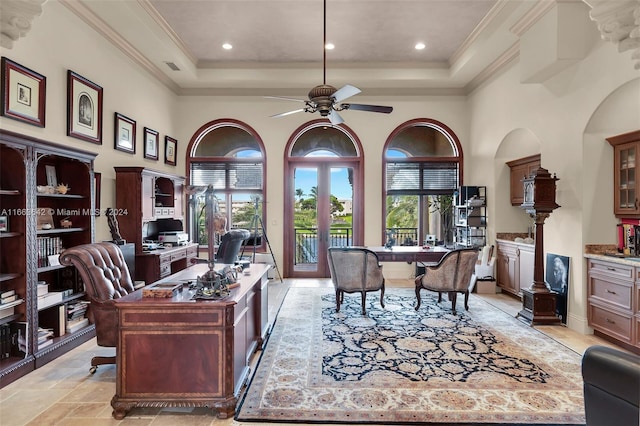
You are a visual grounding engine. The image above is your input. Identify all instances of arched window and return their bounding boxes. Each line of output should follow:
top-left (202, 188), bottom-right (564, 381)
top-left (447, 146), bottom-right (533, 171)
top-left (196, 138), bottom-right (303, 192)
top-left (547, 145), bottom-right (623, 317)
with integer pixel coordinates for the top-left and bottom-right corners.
top-left (383, 119), bottom-right (462, 247)
top-left (186, 119), bottom-right (266, 248)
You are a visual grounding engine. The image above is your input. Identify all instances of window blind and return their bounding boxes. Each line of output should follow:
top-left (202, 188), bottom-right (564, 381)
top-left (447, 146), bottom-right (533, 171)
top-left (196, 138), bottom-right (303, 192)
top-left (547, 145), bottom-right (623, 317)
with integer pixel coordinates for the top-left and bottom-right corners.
top-left (386, 161), bottom-right (458, 194)
top-left (191, 162), bottom-right (263, 190)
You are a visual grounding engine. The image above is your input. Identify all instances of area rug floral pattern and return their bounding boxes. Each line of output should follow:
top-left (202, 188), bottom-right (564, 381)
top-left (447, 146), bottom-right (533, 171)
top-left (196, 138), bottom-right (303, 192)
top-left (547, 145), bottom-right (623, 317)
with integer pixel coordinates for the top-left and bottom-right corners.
top-left (236, 288), bottom-right (585, 424)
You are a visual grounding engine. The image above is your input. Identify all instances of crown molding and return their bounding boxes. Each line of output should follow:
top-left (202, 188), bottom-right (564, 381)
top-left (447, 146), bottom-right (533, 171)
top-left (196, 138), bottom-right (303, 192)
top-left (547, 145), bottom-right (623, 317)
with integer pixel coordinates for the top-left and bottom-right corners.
top-left (465, 41), bottom-right (520, 94)
top-left (59, 0), bottom-right (180, 93)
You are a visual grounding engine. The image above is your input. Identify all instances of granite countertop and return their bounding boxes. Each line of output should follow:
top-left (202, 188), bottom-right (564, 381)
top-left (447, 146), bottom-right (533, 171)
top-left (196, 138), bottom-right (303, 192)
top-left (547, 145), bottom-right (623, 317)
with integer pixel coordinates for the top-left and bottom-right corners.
top-left (496, 233), bottom-right (534, 246)
top-left (583, 244), bottom-right (640, 266)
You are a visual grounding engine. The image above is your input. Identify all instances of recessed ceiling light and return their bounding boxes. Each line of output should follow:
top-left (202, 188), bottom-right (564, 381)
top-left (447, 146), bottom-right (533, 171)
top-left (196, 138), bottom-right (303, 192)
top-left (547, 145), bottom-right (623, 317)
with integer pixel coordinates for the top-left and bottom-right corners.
top-left (415, 42), bottom-right (426, 50)
top-left (222, 43), bottom-right (233, 50)
top-left (325, 43), bottom-right (335, 50)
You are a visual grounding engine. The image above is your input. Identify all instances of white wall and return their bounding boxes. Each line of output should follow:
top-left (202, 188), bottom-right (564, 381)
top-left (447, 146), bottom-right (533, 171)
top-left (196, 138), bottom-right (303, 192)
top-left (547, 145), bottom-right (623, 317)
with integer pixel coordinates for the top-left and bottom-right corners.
top-left (468, 25), bottom-right (639, 333)
top-left (0, 1), bottom-right (178, 242)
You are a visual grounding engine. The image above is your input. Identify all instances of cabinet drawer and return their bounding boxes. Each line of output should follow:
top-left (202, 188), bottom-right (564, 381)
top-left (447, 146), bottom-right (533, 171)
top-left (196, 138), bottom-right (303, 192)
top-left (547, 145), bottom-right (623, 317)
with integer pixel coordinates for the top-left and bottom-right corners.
top-left (588, 276), bottom-right (633, 310)
top-left (635, 316), bottom-right (640, 349)
top-left (186, 245), bottom-right (198, 258)
top-left (588, 259), bottom-right (634, 281)
top-left (588, 303), bottom-right (633, 344)
top-left (120, 308), bottom-right (225, 327)
top-left (159, 261), bottom-right (171, 278)
top-left (171, 250), bottom-right (186, 262)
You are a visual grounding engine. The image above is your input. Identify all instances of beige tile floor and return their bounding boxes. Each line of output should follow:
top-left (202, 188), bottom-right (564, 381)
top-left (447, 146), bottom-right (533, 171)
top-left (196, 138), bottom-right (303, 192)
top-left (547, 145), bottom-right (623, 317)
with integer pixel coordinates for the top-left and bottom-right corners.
top-left (0, 278), bottom-right (618, 426)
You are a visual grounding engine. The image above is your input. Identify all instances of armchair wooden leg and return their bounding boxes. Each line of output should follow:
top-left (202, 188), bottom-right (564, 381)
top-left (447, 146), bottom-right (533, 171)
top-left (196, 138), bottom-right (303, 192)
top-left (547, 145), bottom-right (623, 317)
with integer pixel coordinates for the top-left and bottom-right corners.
top-left (415, 287), bottom-right (422, 310)
top-left (437, 292), bottom-right (443, 303)
top-left (450, 291), bottom-right (457, 313)
top-left (360, 291), bottom-right (366, 315)
top-left (379, 284), bottom-right (385, 309)
top-left (464, 290), bottom-right (470, 311)
top-left (335, 289), bottom-right (341, 312)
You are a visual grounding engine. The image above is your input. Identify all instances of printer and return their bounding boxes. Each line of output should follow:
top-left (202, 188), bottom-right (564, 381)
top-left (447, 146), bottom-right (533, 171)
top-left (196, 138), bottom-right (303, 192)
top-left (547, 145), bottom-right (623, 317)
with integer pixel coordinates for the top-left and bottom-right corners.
top-left (158, 231), bottom-right (189, 246)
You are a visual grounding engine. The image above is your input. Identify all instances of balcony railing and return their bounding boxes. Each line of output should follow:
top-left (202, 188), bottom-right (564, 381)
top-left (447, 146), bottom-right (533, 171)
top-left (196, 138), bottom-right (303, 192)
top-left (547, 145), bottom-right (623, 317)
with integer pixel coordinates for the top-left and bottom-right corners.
top-left (294, 227), bottom-right (418, 264)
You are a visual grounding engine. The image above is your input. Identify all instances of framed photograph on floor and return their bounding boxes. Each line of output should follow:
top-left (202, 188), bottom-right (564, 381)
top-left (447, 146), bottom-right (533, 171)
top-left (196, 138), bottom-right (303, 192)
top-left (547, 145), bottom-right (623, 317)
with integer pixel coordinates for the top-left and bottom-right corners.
top-left (545, 253), bottom-right (570, 324)
top-left (67, 70), bottom-right (103, 144)
top-left (165, 136), bottom-right (177, 166)
top-left (1, 57), bottom-right (46, 127)
top-left (144, 127), bottom-right (159, 160)
top-left (114, 112), bottom-right (136, 154)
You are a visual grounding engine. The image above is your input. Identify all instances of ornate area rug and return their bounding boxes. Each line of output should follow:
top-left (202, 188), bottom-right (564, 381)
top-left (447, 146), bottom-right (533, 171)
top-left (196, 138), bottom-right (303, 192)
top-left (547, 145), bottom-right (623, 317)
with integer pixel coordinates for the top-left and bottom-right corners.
top-left (236, 288), bottom-right (585, 425)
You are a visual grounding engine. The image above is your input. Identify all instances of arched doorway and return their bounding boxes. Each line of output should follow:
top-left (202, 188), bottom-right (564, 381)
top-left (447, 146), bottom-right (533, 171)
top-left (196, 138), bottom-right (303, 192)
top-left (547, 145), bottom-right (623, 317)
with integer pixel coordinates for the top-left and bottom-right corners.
top-left (283, 120), bottom-right (364, 278)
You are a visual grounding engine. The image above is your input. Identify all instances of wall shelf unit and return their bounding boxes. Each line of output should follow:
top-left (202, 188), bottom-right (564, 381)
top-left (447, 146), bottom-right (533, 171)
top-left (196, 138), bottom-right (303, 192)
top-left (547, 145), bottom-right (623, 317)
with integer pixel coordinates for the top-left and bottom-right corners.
top-left (0, 129), bottom-right (97, 387)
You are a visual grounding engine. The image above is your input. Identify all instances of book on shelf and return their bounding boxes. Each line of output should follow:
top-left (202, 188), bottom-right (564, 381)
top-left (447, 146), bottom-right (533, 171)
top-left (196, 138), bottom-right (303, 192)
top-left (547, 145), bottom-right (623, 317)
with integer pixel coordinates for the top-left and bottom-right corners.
top-left (37, 291), bottom-right (64, 310)
top-left (38, 338), bottom-right (54, 350)
top-left (0, 289), bottom-right (15, 299)
top-left (37, 282), bottom-right (49, 296)
top-left (66, 317), bottom-right (89, 334)
top-left (0, 299), bottom-right (24, 319)
top-left (0, 294), bottom-right (17, 304)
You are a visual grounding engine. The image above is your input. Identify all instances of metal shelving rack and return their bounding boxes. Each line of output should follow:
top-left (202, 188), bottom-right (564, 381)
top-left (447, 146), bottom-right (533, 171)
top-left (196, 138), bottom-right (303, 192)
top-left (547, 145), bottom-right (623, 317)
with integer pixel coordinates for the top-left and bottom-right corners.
top-left (454, 186), bottom-right (486, 248)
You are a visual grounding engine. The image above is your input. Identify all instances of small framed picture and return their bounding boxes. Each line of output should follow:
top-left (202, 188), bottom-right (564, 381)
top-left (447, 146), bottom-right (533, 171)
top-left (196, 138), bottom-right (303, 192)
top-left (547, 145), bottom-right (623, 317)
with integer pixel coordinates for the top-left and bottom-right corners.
top-left (67, 70), bottom-right (103, 144)
top-left (1, 57), bottom-right (46, 127)
top-left (165, 136), bottom-right (177, 166)
top-left (45, 165), bottom-right (57, 187)
top-left (144, 127), bottom-right (159, 160)
top-left (0, 216), bottom-right (8, 232)
top-left (114, 112), bottom-right (136, 154)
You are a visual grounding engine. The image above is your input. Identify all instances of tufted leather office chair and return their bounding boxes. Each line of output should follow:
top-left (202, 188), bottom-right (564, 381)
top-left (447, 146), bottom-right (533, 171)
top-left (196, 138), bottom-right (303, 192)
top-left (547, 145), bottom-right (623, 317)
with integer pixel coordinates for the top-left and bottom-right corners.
top-left (59, 242), bottom-right (135, 373)
top-left (414, 248), bottom-right (479, 314)
top-left (581, 345), bottom-right (640, 426)
top-left (327, 247), bottom-right (385, 315)
top-left (216, 228), bottom-right (250, 264)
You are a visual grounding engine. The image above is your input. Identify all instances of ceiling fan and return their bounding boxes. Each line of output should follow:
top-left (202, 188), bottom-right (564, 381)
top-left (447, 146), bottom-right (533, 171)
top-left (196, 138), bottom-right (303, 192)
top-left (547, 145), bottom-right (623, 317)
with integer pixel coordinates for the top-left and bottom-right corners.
top-left (267, 0), bottom-right (393, 125)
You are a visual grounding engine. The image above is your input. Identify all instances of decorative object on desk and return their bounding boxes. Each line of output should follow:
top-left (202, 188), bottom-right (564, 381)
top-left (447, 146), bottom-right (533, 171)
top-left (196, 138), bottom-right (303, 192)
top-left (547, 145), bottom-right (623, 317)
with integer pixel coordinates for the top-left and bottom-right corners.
top-left (0, 215), bottom-right (7, 232)
top-left (164, 135), bottom-right (177, 166)
top-left (142, 282), bottom-right (182, 298)
top-left (143, 127), bottom-right (159, 160)
top-left (517, 167), bottom-right (561, 325)
top-left (55, 183), bottom-right (69, 194)
top-left (429, 194), bottom-right (454, 247)
top-left (1, 57), bottom-right (46, 127)
top-left (114, 112), bottom-right (136, 154)
top-left (545, 253), bottom-right (569, 324)
top-left (105, 207), bottom-right (125, 245)
top-left (67, 70), bottom-right (103, 144)
top-left (192, 261), bottom-right (231, 299)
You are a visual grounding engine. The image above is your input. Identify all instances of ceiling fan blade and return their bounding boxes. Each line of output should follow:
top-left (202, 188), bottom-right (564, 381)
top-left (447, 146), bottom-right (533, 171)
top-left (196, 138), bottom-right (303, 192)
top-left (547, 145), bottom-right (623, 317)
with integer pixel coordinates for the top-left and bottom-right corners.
top-left (271, 108), bottom-right (306, 118)
top-left (343, 103), bottom-right (393, 114)
top-left (265, 96), bottom-right (307, 103)
top-left (328, 110), bottom-right (344, 125)
top-left (332, 84), bottom-right (361, 102)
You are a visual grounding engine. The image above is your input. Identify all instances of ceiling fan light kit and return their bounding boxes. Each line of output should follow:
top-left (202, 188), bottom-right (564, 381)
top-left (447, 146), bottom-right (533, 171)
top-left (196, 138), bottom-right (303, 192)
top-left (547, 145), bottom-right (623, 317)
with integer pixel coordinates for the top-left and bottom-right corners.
top-left (268, 0), bottom-right (393, 125)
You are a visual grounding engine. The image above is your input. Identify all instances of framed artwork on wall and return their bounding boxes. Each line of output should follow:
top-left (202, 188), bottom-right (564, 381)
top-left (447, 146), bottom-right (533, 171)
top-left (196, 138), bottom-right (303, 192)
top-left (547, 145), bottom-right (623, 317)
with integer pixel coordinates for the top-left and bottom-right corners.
top-left (545, 253), bottom-right (570, 324)
top-left (165, 136), bottom-right (177, 166)
top-left (1, 57), bottom-right (46, 127)
top-left (67, 70), bottom-right (103, 144)
top-left (144, 127), bottom-right (159, 160)
top-left (114, 112), bottom-right (136, 154)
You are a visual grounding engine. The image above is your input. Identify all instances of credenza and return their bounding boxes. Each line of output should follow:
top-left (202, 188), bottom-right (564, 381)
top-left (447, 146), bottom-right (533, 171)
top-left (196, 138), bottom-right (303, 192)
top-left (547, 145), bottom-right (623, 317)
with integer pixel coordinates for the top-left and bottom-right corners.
top-left (111, 263), bottom-right (271, 419)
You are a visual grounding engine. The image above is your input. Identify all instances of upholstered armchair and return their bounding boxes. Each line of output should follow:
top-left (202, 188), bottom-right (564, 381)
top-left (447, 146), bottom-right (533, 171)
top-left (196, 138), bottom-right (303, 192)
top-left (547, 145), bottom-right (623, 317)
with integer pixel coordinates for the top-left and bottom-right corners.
top-left (582, 345), bottom-right (640, 426)
top-left (59, 242), bottom-right (136, 373)
top-left (216, 228), bottom-right (250, 264)
top-left (414, 248), bottom-right (479, 313)
top-left (327, 247), bottom-right (385, 315)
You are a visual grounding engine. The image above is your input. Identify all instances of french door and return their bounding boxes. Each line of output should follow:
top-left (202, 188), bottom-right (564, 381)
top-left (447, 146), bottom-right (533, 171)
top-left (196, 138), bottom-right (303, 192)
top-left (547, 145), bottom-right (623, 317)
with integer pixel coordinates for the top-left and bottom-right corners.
top-left (285, 161), bottom-right (360, 278)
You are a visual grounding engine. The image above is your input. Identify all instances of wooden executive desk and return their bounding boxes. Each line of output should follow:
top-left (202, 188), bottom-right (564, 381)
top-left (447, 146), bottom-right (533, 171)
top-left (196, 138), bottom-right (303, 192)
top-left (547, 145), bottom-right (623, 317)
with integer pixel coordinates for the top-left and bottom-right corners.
top-left (367, 245), bottom-right (449, 263)
top-left (111, 263), bottom-right (271, 420)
